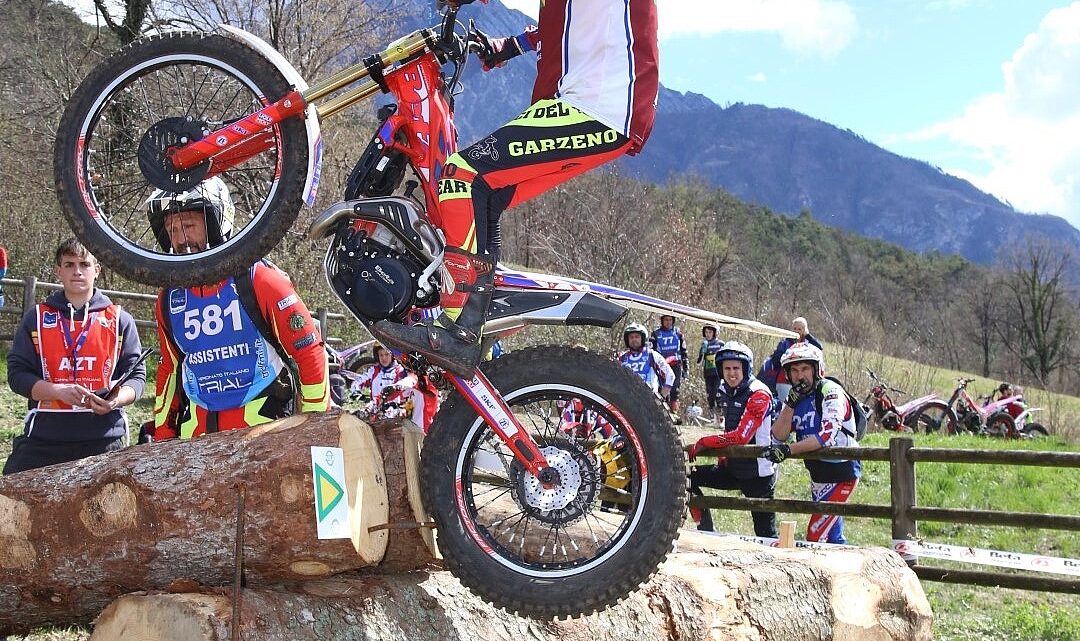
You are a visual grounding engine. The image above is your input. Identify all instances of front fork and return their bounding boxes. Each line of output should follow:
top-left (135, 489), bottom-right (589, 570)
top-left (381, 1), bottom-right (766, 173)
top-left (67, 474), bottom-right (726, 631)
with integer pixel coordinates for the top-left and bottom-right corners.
top-left (447, 370), bottom-right (554, 483)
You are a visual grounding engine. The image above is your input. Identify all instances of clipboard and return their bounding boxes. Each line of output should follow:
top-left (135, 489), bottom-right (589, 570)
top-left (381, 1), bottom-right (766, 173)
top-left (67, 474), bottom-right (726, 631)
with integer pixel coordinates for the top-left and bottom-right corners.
top-left (95, 347), bottom-right (155, 398)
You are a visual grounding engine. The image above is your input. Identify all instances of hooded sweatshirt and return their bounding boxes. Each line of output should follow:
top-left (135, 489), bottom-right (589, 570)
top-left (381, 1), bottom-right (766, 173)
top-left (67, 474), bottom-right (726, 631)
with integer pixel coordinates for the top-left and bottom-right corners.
top-left (7, 288), bottom-right (146, 442)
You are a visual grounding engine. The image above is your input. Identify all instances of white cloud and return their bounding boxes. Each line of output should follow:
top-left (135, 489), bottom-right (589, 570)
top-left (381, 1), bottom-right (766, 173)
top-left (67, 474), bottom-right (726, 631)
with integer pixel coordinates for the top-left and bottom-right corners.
top-left (903, 3), bottom-right (1080, 225)
top-left (498, 0), bottom-right (539, 20)
top-left (749, 72), bottom-right (768, 83)
top-left (657, 0), bottom-right (857, 57)
top-left (501, 0), bottom-right (857, 57)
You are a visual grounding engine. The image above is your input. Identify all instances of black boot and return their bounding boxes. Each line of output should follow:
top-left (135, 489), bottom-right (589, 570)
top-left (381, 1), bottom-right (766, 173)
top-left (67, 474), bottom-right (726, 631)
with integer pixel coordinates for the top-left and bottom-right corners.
top-left (372, 248), bottom-right (494, 377)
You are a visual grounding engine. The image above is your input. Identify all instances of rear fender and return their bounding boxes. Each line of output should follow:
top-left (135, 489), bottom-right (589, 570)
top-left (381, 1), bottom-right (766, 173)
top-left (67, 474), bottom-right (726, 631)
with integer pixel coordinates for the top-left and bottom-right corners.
top-left (217, 24), bottom-right (324, 206)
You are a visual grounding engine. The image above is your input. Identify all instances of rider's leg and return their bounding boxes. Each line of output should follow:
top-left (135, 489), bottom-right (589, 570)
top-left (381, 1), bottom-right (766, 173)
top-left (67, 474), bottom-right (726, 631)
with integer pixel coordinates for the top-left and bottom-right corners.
top-left (373, 99), bottom-right (630, 375)
top-left (806, 479), bottom-right (858, 544)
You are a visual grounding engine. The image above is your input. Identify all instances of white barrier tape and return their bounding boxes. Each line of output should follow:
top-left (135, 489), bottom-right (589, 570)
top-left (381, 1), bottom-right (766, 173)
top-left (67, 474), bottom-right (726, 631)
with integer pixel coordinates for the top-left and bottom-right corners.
top-left (893, 540), bottom-right (1080, 577)
top-left (683, 529), bottom-right (1080, 577)
top-left (684, 528), bottom-right (854, 550)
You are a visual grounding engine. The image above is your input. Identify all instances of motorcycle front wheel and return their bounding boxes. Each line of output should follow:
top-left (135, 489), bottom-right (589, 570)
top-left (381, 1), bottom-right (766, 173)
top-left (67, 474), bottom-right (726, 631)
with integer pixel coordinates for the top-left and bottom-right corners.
top-left (54, 31), bottom-right (308, 286)
top-left (909, 401), bottom-right (957, 435)
top-left (422, 346), bottom-right (686, 618)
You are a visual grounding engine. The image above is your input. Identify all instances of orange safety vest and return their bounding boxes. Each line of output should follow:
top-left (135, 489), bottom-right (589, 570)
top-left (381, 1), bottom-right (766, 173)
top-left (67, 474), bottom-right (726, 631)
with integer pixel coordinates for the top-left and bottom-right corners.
top-left (35, 303), bottom-right (121, 412)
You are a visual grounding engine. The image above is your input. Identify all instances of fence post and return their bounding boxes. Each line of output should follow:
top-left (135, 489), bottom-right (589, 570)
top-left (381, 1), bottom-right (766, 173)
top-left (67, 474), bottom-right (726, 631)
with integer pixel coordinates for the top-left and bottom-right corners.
top-left (316, 308), bottom-right (328, 339)
top-left (889, 436), bottom-right (917, 566)
top-left (21, 276), bottom-right (37, 315)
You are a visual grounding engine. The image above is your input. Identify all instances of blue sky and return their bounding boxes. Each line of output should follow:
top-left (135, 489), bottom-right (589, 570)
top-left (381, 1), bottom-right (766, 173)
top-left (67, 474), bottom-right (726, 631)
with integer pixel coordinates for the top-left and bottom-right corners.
top-left (502, 0), bottom-right (1080, 230)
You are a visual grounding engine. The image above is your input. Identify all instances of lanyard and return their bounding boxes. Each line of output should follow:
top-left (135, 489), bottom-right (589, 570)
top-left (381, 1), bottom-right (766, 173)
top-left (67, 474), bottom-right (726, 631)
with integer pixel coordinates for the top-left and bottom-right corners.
top-left (59, 310), bottom-right (98, 369)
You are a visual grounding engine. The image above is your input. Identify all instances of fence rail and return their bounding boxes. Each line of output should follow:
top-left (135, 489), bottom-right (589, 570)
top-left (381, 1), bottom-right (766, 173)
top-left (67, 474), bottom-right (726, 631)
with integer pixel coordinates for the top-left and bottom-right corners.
top-left (691, 438), bottom-right (1080, 595)
top-left (1, 275), bottom-right (351, 345)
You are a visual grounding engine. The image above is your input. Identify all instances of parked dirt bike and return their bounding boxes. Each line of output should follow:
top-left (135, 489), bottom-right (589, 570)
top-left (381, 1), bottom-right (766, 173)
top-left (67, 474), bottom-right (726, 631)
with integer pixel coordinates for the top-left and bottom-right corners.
top-left (53, 5), bottom-right (794, 617)
top-left (946, 378), bottom-right (1022, 437)
top-left (360, 384), bottom-right (413, 421)
top-left (863, 368), bottom-right (957, 434)
top-left (1011, 404), bottom-right (1050, 438)
top-left (325, 340), bottom-right (377, 407)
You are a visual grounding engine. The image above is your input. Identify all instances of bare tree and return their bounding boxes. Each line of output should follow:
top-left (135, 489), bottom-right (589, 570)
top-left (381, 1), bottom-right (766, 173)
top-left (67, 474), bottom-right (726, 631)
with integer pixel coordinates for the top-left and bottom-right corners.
top-left (94, 0), bottom-right (152, 45)
top-left (159, 0), bottom-right (404, 79)
top-left (999, 239), bottom-right (1077, 386)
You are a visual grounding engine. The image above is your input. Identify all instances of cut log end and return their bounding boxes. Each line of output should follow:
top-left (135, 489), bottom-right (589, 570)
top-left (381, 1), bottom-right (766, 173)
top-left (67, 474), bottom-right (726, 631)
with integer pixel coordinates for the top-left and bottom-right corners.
top-left (337, 412), bottom-right (389, 564)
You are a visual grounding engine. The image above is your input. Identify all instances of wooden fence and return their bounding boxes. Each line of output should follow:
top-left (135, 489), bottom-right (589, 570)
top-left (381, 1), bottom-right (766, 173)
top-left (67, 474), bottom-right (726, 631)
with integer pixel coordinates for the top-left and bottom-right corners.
top-left (693, 437), bottom-right (1080, 594)
top-left (0, 276), bottom-right (350, 345)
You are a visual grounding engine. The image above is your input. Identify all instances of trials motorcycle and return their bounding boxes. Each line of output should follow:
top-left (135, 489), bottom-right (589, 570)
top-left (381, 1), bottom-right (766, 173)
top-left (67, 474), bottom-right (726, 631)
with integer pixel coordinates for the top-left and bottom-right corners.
top-left (53, 4), bottom-right (794, 617)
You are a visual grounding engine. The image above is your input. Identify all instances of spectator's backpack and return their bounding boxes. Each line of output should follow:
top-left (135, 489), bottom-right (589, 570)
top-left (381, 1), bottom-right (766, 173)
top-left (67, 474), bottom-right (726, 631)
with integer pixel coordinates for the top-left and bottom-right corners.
top-left (813, 376), bottom-right (867, 440)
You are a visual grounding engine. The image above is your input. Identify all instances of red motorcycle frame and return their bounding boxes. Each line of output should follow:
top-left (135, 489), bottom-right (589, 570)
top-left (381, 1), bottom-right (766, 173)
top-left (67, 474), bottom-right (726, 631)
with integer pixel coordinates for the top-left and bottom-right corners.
top-left (946, 378), bottom-right (1020, 436)
top-left (863, 368), bottom-right (957, 434)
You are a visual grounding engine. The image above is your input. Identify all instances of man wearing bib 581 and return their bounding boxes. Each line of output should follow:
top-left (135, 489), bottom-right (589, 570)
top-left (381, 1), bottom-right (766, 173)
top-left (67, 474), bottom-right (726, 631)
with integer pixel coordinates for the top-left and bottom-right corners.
top-left (373, 0), bottom-right (659, 376)
top-left (148, 178), bottom-right (329, 439)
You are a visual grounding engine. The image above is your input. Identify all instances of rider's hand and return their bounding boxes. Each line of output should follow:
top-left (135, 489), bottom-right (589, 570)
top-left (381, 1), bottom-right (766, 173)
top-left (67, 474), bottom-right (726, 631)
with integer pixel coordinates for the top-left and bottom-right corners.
top-left (761, 443), bottom-right (791, 464)
top-left (471, 28), bottom-right (528, 71)
top-left (383, 384), bottom-right (398, 394)
top-left (785, 386), bottom-right (809, 409)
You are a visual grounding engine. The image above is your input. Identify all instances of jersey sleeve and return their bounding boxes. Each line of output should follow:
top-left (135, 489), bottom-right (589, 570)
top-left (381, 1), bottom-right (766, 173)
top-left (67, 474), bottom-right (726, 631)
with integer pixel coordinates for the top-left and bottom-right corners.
top-left (817, 380), bottom-right (851, 447)
top-left (152, 291), bottom-right (182, 439)
top-left (713, 389), bottom-right (773, 447)
top-left (252, 264), bottom-right (329, 413)
top-left (653, 350), bottom-right (675, 386)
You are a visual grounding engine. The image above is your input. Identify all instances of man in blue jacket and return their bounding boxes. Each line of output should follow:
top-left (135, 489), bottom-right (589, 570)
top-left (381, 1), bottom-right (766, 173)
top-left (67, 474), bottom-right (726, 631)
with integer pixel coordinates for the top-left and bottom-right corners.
top-left (4, 239), bottom-right (145, 474)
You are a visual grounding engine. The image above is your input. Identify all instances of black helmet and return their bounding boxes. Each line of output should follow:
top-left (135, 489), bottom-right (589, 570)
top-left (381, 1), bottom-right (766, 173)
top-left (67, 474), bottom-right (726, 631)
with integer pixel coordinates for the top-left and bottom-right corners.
top-left (147, 177), bottom-right (235, 251)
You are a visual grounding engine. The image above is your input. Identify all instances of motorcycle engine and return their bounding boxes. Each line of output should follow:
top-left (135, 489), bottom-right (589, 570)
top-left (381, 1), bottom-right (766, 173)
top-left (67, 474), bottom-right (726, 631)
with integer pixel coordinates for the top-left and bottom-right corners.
top-left (328, 223), bottom-right (439, 325)
top-left (881, 411), bottom-right (900, 430)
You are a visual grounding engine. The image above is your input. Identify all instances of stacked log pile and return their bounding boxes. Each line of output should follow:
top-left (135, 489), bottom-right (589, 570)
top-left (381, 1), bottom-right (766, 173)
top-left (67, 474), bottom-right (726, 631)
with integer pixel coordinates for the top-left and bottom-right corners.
top-left (0, 413), bottom-right (932, 640)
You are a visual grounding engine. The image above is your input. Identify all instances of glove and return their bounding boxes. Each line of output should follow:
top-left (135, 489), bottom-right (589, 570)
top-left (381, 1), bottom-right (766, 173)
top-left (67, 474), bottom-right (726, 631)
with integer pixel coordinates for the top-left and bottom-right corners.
top-left (785, 386), bottom-right (809, 409)
top-left (687, 441), bottom-right (701, 462)
top-left (471, 28), bottom-right (526, 71)
top-left (761, 443), bottom-right (791, 464)
top-left (383, 384), bottom-right (398, 394)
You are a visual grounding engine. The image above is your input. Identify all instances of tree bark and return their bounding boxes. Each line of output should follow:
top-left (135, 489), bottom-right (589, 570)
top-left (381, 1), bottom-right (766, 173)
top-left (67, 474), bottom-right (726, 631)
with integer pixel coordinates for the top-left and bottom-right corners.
top-left (90, 534), bottom-right (933, 641)
top-left (0, 411), bottom-right (389, 636)
top-left (367, 419), bottom-right (439, 573)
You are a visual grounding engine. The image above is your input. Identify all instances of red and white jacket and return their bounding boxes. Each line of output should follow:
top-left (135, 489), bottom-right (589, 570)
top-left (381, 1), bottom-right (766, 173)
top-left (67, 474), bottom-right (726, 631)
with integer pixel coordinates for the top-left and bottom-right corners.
top-left (521, 0), bottom-right (659, 153)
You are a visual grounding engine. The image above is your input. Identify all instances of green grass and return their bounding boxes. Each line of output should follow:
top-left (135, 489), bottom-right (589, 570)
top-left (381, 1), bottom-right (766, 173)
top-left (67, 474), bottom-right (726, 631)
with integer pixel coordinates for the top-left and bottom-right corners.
top-left (689, 430), bottom-right (1080, 640)
top-left (2, 347), bottom-right (1078, 639)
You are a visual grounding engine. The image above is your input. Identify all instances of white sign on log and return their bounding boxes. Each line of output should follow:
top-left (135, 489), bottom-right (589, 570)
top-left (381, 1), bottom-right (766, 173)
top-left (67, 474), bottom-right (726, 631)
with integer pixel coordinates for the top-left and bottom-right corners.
top-left (310, 446), bottom-right (350, 539)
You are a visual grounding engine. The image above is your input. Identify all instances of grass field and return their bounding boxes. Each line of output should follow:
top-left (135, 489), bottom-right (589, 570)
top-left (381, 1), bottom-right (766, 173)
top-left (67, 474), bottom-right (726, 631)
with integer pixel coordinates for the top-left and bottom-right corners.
top-left (1, 347), bottom-right (1078, 640)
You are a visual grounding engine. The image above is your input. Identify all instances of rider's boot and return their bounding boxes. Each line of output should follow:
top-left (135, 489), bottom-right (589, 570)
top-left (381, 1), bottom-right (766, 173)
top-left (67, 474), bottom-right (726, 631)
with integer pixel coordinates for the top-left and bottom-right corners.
top-left (372, 247), bottom-right (494, 378)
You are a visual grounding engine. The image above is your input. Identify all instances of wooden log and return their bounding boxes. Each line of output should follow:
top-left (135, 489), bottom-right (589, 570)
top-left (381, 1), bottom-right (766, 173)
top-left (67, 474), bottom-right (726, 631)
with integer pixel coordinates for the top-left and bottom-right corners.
top-left (368, 419), bottom-right (439, 572)
top-left (89, 534), bottom-right (933, 641)
top-left (0, 411), bottom-right (389, 636)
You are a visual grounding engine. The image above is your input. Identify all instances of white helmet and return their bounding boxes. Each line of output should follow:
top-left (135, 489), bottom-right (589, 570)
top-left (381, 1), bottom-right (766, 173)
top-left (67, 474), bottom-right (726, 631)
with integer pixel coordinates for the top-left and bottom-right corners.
top-left (147, 176), bottom-right (235, 250)
top-left (623, 322), bottom-right (648, 348)
top-left (716, 340), bottom-right (754, 376)
top-left (780, 342), bottom-right (825, 378)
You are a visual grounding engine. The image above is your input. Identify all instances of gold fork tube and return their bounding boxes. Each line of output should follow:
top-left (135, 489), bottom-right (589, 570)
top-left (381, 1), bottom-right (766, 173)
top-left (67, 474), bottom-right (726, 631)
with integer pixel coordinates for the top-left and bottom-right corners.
top-left (316, 80), bottom-right (384, 119)
top-left (302, 30), bottom-right (432, 104)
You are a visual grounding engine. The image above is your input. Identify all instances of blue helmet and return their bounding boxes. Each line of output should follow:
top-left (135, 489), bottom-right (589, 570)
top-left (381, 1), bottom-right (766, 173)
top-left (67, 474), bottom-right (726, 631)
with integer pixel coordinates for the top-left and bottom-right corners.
top-left (716, 341), bottom-right (753, 376)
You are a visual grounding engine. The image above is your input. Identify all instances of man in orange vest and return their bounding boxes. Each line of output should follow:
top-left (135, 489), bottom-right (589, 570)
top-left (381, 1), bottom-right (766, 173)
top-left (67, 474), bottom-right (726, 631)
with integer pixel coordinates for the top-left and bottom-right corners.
top-left (4, 238), bottom-right (146, 474)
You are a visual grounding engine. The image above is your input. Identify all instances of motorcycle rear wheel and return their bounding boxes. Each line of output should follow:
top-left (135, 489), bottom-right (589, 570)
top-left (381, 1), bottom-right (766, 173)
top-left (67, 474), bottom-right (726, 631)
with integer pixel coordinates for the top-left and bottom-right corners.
top-left (422, 346), bottom-right (686, 618)
top-left (910, 402), bottom-right (957, 435)
top-left (1023, 423), bottom-right (1049, 437)
top-left (53, 31), bottom-right (308, 286)
top-left (985, 412), bottom-right (1017, 438)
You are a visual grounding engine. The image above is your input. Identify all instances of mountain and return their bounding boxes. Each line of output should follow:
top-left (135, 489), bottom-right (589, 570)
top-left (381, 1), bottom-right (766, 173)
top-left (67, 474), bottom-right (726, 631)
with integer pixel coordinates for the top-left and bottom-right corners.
top-left (401, 2), bottom-right (1080, 266)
